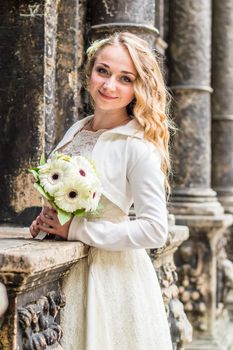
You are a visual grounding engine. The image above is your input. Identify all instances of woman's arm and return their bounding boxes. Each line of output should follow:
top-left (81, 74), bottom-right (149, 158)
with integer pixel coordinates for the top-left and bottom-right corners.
top-left (67, 147), bottom-right (168, 250)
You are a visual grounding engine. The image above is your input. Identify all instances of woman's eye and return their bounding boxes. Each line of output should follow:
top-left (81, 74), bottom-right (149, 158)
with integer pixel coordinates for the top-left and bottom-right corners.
top-left (121, 76), bottom-right (132, 83)
top-left (96, 67), bottom-right (108, 75)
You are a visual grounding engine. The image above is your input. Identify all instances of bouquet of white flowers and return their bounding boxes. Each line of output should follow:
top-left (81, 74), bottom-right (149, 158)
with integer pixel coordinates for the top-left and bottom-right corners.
top-left (29, 153), bottom-right (102, 225)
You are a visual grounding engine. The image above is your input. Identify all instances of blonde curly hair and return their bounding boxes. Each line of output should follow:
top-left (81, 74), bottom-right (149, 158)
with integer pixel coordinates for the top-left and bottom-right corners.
top-left (85, 32), bottom-right (173, 193)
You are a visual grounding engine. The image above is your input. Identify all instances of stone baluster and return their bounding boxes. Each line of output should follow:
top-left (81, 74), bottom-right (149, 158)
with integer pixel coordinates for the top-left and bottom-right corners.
top-left (212, 0), bottom-right (233, 326)
top-left (168, 1), bottom-right (233, 348)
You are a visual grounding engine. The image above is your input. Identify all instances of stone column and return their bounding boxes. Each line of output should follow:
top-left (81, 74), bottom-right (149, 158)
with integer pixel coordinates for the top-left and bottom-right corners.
top-left (168, 1), bottom-right (233, 348)
top-left (0, 2), bottom-right (45, 223)
top-left (88, 2), bottom-right (192, 348)
top-left (168, 0), bottom-right (222, 216)
top-left (211, 0), bottom-right (233, 246)
top-left (211, 0), bottom-right (233, 333)
top-left (0, 1), bottom-right (86, 224)
top-left (212, 0), bottom-right (233, 215)
top-left (88, 0), bottom-right (163, 50)
top-left (54, 0), bottom-right (86, 150)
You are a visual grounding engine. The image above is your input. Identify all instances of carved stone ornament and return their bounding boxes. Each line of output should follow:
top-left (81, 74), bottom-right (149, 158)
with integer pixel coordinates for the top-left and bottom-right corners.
top-left (150, 229), bottom-right (193, 349)
top-left (18, 290), bottom-right (65, 350)
top-left (216, 234), bottom-right (233, 318)
top-left (175, 240), bottom-right (209, 332)
top-left (0, 283), bottom-right (8, 318)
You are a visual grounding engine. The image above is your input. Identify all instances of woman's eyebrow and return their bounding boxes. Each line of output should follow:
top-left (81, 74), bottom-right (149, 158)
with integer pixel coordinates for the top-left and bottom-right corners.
top-left (97, 62), bottom-right (136, 77)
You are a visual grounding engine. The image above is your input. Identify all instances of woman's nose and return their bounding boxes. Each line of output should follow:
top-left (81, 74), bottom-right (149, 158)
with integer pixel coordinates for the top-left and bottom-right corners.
top-left (103, 77), bottom-right (116, 90)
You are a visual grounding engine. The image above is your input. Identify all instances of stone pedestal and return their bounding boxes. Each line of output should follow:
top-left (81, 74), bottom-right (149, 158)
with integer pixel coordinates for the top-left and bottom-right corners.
top-left (0, 227), bottom-right (88, 350)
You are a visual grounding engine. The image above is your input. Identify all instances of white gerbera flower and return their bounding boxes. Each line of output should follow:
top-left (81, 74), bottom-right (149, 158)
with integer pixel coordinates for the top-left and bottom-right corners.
top-left (85, 181), bottom-right (102, 211)
top-left (54, 179), bottom-right (92, 213)
top-left (70, 156), bottom-right (97, 184)
top-left (38, 158), bottom-right (72, 195)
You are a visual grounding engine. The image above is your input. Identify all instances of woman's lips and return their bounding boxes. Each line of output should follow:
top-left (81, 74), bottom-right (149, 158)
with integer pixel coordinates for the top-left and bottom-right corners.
top-left (98, 90), bottom-right (118, 100)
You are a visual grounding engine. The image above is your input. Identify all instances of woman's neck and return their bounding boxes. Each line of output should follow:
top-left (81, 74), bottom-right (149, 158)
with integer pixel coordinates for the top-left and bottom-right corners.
top-left (90, 109), bottom-right (131, 131)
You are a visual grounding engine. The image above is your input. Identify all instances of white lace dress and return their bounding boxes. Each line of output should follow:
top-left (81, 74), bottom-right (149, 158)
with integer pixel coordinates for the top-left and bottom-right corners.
top-left (60, 129), bottom-right (173, 350)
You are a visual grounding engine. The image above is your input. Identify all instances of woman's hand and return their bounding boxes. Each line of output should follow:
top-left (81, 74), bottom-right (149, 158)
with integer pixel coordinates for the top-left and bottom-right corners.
top-left (29, 214), bottom-right (43, 238)
top-left (30, 206), bottom-right (72, 240)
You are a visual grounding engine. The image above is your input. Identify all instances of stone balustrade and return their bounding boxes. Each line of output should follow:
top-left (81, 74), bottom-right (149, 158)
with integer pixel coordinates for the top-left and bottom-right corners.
top-left (0, 221), bottom-right (191, 350)
top-left (0, 227), bottom-right (88, 350)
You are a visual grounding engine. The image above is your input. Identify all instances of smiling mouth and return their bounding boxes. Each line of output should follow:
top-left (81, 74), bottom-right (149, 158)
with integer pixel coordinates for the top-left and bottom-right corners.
top-left (98, 90), bottom-right (118, 100)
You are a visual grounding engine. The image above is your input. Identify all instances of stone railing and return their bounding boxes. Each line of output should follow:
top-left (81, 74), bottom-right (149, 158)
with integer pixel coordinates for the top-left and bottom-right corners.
top-left (0, 222), bottom-right (191, 350)
top-left (0, 227), bottom-right (88, 350)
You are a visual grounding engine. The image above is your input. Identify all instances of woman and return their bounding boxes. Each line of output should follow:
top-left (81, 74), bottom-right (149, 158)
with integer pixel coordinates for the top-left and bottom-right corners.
top-left (30, 32), bottom-right (173, 349)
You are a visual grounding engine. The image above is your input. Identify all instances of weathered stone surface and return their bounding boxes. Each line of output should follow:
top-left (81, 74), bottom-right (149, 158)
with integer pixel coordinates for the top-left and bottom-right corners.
top-left (0, 232), bottom-right (88, 350)
top-left (0, 1), bottom-right (45, 223)
top-left (88, 0), bottom-right (163, 52)
top-left (175, 214), bottom-right (233, 349)
top-left (0, 1), bottom-right (86, 224)
top-left (55, 0), bottom-right (86, 142)
top-left (167, 0), bottom-right (223, 215)
top-left (212, 0), bottom-right (233, 214)
top-left (169, 1), bottom-right (211, 87)
top-left (0, 238), bottom-right (88, 274)
top-left (45, 0), bottom-right (87, 155)
top-left (150, 223), bottom-right (193, 349)
top-left (0, 283), bottom-right (8, 317)
top-left (90, 0), bottom-right (155, 25)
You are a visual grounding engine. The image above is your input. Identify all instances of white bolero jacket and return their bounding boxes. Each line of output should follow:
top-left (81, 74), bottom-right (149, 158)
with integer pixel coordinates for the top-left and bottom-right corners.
top-left (53, 115), bottom-right (168, 251)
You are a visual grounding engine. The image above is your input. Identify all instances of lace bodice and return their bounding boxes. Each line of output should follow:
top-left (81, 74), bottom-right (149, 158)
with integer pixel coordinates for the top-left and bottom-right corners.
top-left (61, 129), bottom-right (106, 158)
top-left (60, 128), bottom-right (126, 220)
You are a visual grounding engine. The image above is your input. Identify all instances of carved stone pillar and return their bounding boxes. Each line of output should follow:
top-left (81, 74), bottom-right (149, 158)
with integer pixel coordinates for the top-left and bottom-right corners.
top-left (0, 1), bottom-right (86, 224)
top-left (212, 0), bottom-right (233, 215)
top-left (168, 1), bottom-right (233, 348)
top-left (150, 217), bottom-right (193, 350)
top-left (0, 229), bottom-right (88, 350)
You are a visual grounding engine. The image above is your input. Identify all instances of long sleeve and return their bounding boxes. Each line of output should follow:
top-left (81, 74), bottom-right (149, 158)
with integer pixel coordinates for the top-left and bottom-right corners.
top-left (67, 147), bottom-right (168, 250)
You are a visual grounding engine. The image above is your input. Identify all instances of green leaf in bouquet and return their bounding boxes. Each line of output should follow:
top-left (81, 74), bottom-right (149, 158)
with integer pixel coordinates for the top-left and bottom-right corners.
top-left (34, 183), bottom-right (52, 200)
top-left (28, 169), bottom-right (39, 180)
top-left (39, 153), bottom-right (46, 166)
top-left (74, 208), bottom-right (86, 216)
top-left (57, 208), bottom-right (72, 225)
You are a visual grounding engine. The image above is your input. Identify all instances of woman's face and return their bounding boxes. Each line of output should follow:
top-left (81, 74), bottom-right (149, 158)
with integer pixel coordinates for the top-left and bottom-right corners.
top-left (89, 44), bottom-right (137, 113)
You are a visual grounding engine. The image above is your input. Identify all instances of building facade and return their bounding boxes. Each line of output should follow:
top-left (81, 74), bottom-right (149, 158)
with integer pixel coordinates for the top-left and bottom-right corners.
top-left (0, 1), bottom-right (233, 349)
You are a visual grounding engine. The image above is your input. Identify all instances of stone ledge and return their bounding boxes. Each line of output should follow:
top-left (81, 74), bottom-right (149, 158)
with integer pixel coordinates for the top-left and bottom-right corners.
top-left (175, 213), bottom-right (233, 229)
top-left (0, 226), bottom-right (89, 274)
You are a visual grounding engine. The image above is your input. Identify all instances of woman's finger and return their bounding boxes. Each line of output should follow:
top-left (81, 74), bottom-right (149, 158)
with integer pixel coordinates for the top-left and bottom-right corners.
top-left (37, 224), bottom-right (56, 235)
top-left (39, 213), bottom-right (56, 227)
top-left (43, 206), bottom-right (57, 217)
top-left (29, 222), bottom-right (39, 237)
